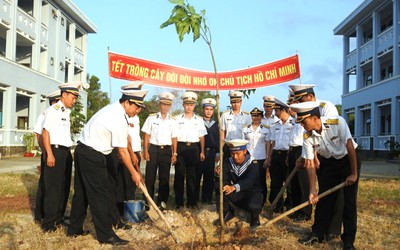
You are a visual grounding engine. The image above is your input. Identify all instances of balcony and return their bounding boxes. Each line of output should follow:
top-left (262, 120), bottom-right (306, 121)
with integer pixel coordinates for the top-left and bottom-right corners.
top-left (40, 24), bottom-right (48, 48)
top-left (360, 40), bottom-right (373, 63)
top-left (377, 26), bottom-right (394, 55)
top-left (0, 0), bottom-right (11, 25)
top-left (345, 49), bottom-right (357, 72)
top-left (74, 47), bottom-right (83, 68)
top-left (16, 7), bottom-right (36, 40)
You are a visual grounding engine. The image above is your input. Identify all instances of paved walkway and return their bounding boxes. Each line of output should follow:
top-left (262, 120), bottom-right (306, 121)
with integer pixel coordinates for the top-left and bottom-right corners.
top-left (0, 156), bottom-right (399, 179)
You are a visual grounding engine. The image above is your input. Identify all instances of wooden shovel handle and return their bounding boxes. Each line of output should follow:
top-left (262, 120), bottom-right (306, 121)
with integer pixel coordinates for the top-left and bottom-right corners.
top-left (266, 181), bottom-right (346, 227)
top-left (139, 183), bottom-right (180, 243)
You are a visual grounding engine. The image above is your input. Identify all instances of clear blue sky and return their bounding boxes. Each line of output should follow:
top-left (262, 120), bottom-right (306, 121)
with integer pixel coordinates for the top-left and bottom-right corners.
top-left (73, 0), bottom-right (364, 112)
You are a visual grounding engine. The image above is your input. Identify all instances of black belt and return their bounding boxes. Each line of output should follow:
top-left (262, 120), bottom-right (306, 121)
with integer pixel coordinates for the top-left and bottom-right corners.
top-left (51, 144), bottom-right (70, 150)
top-left (289, 145), bottom-right (302, 151)
top-left (178, 141), bottom-right (199, 146)
top-left (150, 144), bottom-right (171, 149)
top-left (205, 148), bottom-right (217, 151)
top-left (274, 149), bottom-right (288, 154)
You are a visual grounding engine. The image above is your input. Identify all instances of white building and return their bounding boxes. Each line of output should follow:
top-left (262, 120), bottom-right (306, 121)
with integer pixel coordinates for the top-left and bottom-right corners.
top-left (0, 0), bottom-right (96, 156)
top-left (334, 0), bottom-right (400, 158)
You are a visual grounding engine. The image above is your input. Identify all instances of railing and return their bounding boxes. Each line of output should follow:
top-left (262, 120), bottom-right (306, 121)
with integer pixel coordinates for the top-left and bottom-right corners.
top-left (16, 7), bottom-right (36, 40)
top-left (0, 0), bottom-right (11, 25)
top-left (65, 41), bottom-right (72, 59)
top-left (74, 47), bottom-right (83, 68)
top-left (377, 27), bottom-right (394, 54)
top-left (345, 49), bottom-right (357, 72)
top-left (40, 24), bottom-right (49, 48)
top-left (359, 40), bottom-right (373, 62)
top-left (376, 135), bottom-right (391, 150)
top-left (358, 136), bottom-right (371, 150)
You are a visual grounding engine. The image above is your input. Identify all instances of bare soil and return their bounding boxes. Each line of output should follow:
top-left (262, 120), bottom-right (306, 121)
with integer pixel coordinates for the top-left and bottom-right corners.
top-left (0, 175), bottom-right (399, 249)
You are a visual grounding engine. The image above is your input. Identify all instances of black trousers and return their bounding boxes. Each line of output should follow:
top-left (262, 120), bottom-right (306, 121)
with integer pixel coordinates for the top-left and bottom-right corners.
top-left (288, 146), bottom-right (311, 218)
top-left (67, 143), bottom-right (116, 242)
top-left (42, 145), bottom-right (72, 230)
top-left (195, 148), bottom-right (216, 203)
top-left (145, 144), bottom-right (172, 205)
top-left (34, 153), bottom-right (45, 222)
top-left (223, 191), bottom-right (263, 222)
top-left (174, 142), bottom-right (199, 207)
top-left (105, 149), bottom-right (122, 225)
top-left (254, 159), bottom-right (267, 205)
top-left (269, 149), bottom-right (291, 210)
top-left (312, 154), bottom-right (360, 244)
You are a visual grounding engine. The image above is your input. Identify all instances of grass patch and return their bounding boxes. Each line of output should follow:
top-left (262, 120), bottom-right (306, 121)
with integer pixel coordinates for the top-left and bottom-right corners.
top-left (0, 173), bottom-right (399, 249)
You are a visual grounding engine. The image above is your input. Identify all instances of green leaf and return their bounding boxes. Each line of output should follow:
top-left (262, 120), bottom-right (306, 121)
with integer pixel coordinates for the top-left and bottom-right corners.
top-left (169, 0), bottom-right (184, 6)
top-left (188, 5), bottom-right (196, 15)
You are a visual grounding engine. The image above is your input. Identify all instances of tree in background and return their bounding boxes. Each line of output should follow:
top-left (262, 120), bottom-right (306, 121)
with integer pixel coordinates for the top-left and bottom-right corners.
top-left (86, 74), bottom-right (110, 121)
top-left (70, 96), bottom-right (86, 137)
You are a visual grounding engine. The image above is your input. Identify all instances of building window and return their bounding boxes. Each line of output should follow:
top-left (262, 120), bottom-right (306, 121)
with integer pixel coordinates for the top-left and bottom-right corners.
top-left (388, 66), bottom-right (393, 78)
top-left (365, 74), bottom-right (372, 86)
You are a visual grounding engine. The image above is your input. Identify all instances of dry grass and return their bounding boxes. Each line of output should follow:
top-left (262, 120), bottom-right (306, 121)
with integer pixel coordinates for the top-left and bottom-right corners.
top-left (0, 173), bottom-right (399, 249)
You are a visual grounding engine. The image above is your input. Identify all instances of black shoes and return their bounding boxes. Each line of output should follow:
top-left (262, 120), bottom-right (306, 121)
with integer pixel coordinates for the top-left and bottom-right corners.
top-left (115, 221), bottom-right (132, 230)
top-left (66, 229), bottom-right (90, 237)
top-left (325, 233), bottom-right (340, 241)
top-left (250, 218), bottom-right (260, 232)
top-left (343, 243), bottom-right (355, 250)
top-left (99, 235), bottom-right (129, 245)
top-left (298, 232), bottom-right (324, 245)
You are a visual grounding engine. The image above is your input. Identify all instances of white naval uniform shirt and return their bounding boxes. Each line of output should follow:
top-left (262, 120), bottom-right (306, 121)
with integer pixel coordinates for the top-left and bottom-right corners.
top-left (270, 117), bottom-right (293, 150)
top-left (141, 112), bottom-right (178, 146)
top-left (301, 116), bottom-right (358, 160)
top-left (127, 115), bottom-right (141, 152)
top-left (80, 101), bottom-right (128, 155)
top-left (176, 113), bottom-right (207, 142)
top-left (42, 100), bottom-right (72, 147)
top-left (317, 99), bottom-right (339, 116)
top-left (261, 114), bottom-right (279, 141)
top-left (33, 113), bottom-right (45, 135)
top-left (242, 124), bottom-right (269, 160)
top-left (289, 117), bottom-right (304, 147)
top-left (221, 110), bottom-right (251, 141)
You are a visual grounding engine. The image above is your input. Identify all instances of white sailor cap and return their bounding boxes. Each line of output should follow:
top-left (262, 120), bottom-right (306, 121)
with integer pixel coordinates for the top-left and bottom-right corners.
top-left (250, 107), bottom-right (263, 116)
top-left (263, 95), bottom-right (275, 107)
top-left (290, 101), bottom-right (320, 123)
top-left (59, 81), bottom-right (82, 96)
top-left (158, 92), bottom-right (174, 105)
top-left (289, 84), bottom-right (316, 101)
top-left (182, 91), bottom-right (198, 104)
top-left (201, 98), bottom-right (216, 108)
top-left (46, 90), bottom-right (61, 103)
top-left (121, 81), bottom-right (144, 91)
top-left (120, 89), bottom-right (149, 108)
top-left (225, 139), bottom-right (249, 152)
top-left (273, 98), bottom-right (289, 110)
top-left (228, 90), bottom-right (243, 102)
top-left (287, 89), bottom-right (295, 104)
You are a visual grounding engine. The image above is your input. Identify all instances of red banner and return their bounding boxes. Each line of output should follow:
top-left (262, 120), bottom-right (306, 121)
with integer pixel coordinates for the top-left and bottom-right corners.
top-left (108, 52), bottom-right (300, 90)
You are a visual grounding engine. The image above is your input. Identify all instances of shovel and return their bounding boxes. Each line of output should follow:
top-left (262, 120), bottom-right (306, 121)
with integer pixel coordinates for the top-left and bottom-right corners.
top-left (139, 183), bottom-right (180, 243)
top-left (267, 167), bottom-right (298, 219)
top-left (265, 181), bottom-right (346, 227)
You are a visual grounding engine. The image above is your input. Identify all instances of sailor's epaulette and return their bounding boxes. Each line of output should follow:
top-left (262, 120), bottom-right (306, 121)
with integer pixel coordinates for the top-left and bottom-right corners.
top-left (319, 102), bottom-right (326, 108)
top-left (170, 115), bottom-right (176, 120)
top-left (304, 131), bottom-right (312, 139)
top-left (223, 110), bottom-right (230, 114)
top-left (247, 124), bottom-right (251, 128)
top-left (274, 120), bottom-right (280, 124)
top-left (149, 113), bottom-right (157, 116)
top-left (242, 111), bottom-right (249, 115)
top-left (325, 118), bottom-right (339, 125)
top-left (53, 104), bottom-right (60, 110)
top-left (261, 123), bottom-right (270, 129)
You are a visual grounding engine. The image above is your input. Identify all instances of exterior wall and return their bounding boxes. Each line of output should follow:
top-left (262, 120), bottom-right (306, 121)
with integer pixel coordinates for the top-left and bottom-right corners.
top-left (335, 0), bottom-right (400, 158)
top-left (0, 0), bottom-right (95, 156)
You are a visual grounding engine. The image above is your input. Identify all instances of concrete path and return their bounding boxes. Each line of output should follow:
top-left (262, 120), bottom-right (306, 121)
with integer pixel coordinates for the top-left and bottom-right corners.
top-left (0, 156), bottom-right (399, 179)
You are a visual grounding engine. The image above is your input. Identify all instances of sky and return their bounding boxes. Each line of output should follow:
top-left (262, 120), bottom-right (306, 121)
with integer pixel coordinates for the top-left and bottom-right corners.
top-left (72, 0), bottom-right (365, 112)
